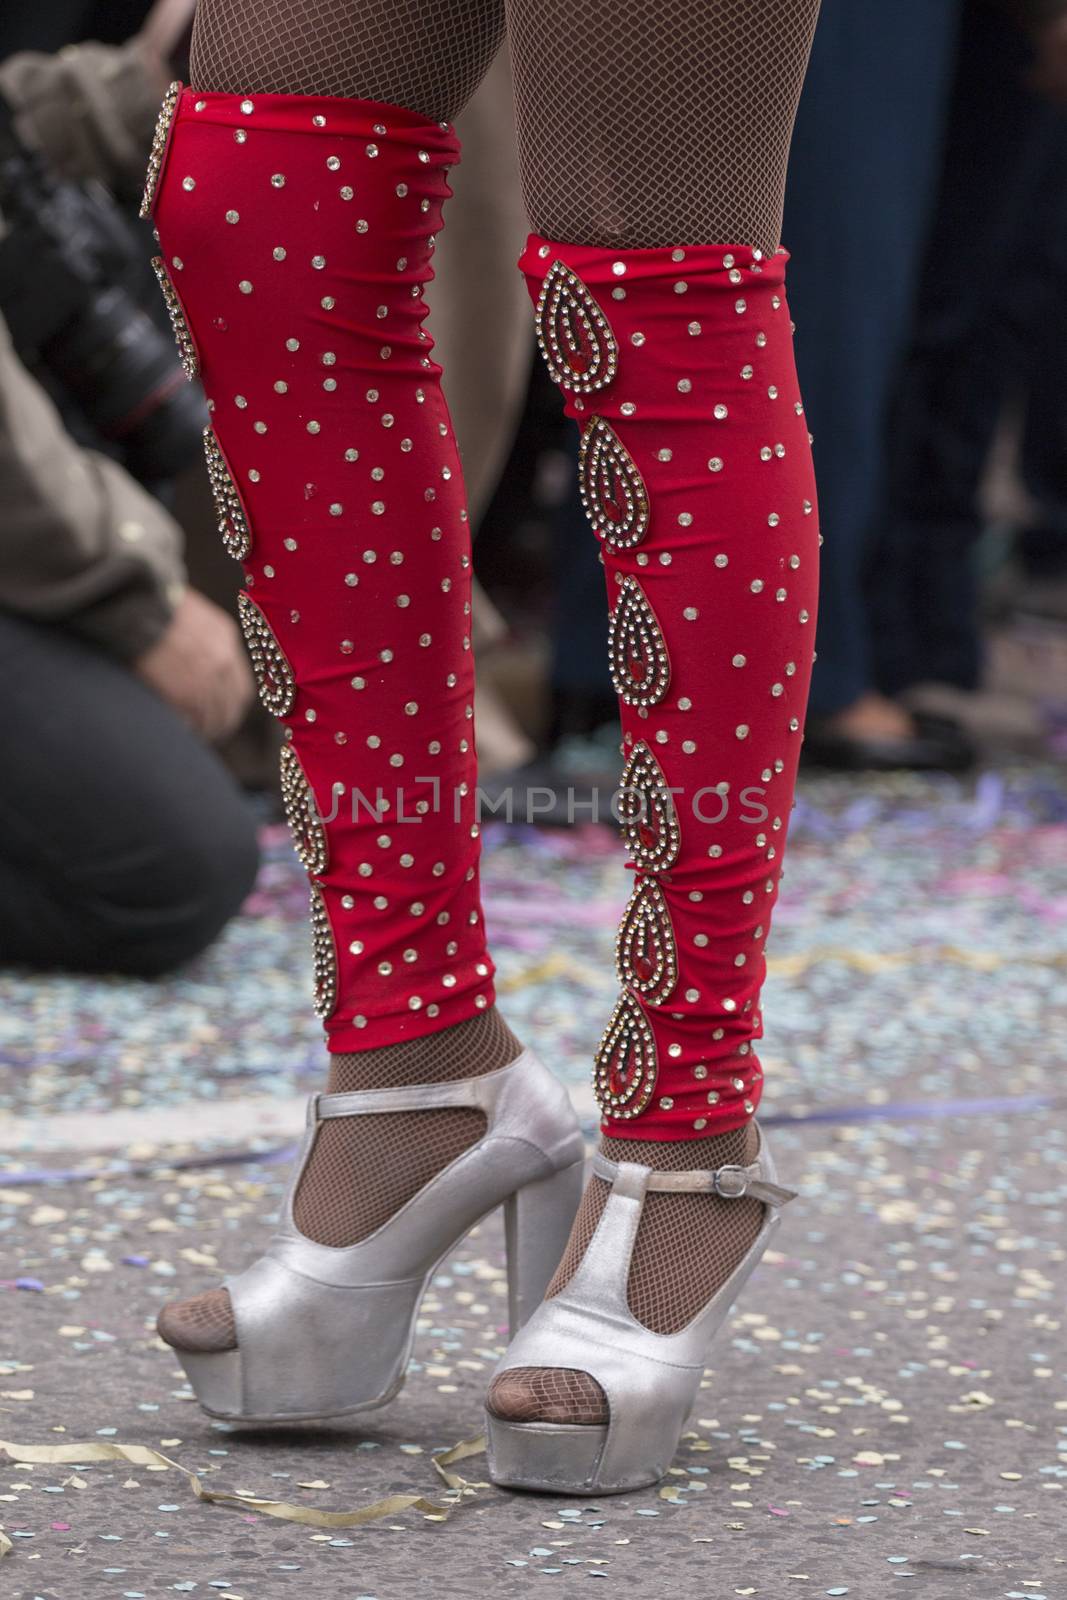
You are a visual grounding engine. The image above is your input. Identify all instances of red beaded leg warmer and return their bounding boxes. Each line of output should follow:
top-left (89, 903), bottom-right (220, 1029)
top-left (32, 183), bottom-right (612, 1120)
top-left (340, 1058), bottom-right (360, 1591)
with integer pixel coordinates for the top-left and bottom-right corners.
top-left (521, 240), bottom-right (819, 1141)
top-left (146, 86), bottom-right (493, 1048)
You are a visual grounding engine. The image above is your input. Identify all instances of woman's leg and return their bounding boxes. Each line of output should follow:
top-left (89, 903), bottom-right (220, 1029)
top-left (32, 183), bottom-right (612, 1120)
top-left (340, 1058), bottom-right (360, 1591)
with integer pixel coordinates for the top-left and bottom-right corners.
top-left (154, 0), bottom-right (516, 1353)
top-left (188, 0), bottom-right (503, 114)
top-left (489, 0), bottom-right (823, 1424)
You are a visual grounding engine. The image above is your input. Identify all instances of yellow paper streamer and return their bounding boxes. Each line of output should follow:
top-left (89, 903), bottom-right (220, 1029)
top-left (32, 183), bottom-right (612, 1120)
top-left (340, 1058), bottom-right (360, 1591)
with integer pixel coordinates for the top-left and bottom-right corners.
top-left (500, 943), bottom-right (1048, 995)
top-left (431, 1432), bottom-right (489, 1491)
top-left (495, 953), bottom-right (577, 993)
top-left (765, 944), bottom-right (1032, 978)
top-left (0, 1432), bottom-right (488, 1554)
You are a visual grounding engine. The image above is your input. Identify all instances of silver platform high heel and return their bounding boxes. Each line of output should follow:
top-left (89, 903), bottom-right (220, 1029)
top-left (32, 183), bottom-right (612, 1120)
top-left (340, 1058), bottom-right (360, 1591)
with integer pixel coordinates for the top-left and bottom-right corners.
top-left (486, 1127), bottom-right (795, 1494)
top-left (176, 1049), bottom-right (584, 1423)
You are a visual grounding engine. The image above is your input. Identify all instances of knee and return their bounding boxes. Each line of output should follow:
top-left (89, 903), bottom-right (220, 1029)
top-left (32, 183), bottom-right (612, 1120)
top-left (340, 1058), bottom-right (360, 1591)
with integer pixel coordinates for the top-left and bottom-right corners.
top-left (96, 791), bottom-right (261, 978)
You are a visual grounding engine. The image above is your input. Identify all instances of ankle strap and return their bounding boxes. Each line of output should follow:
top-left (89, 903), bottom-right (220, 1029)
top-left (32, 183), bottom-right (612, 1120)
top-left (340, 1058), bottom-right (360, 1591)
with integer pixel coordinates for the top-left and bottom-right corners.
top-left (591, 1149), bottom-right (796, 1207)
top-left (314, 1082), bottom-right (473, 1119)
top-left (311, 1050), bottom-right (531, 1122)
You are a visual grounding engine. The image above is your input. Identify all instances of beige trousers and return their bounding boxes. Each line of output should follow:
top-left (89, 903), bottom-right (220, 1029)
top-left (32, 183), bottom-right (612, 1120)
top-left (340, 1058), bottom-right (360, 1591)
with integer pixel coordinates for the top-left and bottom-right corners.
top-left (427, 50), bottom-right (536, 771)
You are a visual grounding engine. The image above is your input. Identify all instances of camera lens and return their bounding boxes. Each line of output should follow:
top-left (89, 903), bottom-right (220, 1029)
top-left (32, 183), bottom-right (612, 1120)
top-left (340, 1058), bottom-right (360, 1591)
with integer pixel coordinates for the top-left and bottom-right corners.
top-left (43, 286), bottom-right (207, 481)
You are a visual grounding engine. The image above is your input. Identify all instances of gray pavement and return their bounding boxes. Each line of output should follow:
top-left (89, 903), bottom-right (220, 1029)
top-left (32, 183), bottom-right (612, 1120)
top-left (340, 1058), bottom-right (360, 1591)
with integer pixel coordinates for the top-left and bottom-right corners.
top-left (2, 1108), bottom-right (1064, 1598)
top-left (2, 770), bottom-right (1066, 1597)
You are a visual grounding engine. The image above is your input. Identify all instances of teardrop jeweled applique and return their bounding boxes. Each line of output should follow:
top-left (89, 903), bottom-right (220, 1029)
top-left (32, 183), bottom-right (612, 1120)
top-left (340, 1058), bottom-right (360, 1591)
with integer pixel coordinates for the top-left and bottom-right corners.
top-left (593, 989), bottom-right (658, 1120)
top-left (535, 259), bottom-right (619, 394)
top-left (203, 426), bottom-right (252, 561)
top-left (280, 742), bottom-right (329, 875)
top-left (616, 877), bottom-right (678, 1006)
top-left (617, 740), bottom-right (681, 872)
top-left (237, 592), bottom-right (296, 717)
top-left (151, 256), bottom-right (198, 380)
top-left (607, 575), bottom-right (671, 708)
top-left (310, 882), bottom-right (338, 1020)
top-left (140, 80), bottom-right (182, 219)
top-left (579, 416), bottom-right (649, 550)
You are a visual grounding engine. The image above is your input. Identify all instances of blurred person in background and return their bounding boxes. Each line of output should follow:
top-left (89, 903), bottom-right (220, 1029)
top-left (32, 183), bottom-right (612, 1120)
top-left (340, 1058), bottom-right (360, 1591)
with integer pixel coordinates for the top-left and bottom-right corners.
top-left (783, 0), bottom-right (1067, 770)
top-left (428, 47), bottom-right (539, 780)
top-left (868, 0), bottom-right (1067, 728)
top-left (0, 11), bottom-right (259, 977)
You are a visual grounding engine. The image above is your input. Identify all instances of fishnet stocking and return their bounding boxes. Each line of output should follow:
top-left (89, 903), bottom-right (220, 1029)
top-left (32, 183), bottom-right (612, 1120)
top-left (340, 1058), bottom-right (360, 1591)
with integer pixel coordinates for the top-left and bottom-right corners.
top-left (486, 1124), bottom-right (764, 1427)
top-left (508, 0), bottom-right (821, 252)
top-left (190, 0), bottom-right (506, 122)
top-left (326, 1005), bottom-right (518, 1089)
top-left (158, 1287), bottom-right (238, 1353)
top-left (188, 0), bottom-right (821, 252)
top-left (612, 1123), bottom-right (764, 1332)
top-left (486, 1365), bottom-right (611, 1426)
top-left (292, 1007), bottom-right (520, 1246)
top-left (157, 1009), bottom-right (521, 1354)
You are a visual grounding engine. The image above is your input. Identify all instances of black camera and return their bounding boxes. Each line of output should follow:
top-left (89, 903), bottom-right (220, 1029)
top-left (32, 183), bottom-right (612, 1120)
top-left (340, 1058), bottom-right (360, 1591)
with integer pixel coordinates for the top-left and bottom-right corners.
top-left (0, 90), bottom-right (205, 486)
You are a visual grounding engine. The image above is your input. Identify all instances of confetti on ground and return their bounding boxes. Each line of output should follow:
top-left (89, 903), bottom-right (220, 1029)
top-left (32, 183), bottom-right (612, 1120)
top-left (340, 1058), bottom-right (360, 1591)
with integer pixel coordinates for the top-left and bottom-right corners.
top-left (1, 768), bottom-right (1065, 1595)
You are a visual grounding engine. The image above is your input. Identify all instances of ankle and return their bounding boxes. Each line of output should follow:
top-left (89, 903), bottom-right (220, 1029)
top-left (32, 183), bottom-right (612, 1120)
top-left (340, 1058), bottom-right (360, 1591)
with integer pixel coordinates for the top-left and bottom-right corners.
top-left (600, 1120), bottom-right (758, 1172)
top-left (325, 1006), bottom-right (522, 1093)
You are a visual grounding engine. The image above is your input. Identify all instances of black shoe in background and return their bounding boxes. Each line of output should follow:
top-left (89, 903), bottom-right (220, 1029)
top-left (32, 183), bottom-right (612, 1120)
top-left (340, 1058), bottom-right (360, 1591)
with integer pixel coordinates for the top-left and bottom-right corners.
top-left (802, 710), bottom-right (977, 772)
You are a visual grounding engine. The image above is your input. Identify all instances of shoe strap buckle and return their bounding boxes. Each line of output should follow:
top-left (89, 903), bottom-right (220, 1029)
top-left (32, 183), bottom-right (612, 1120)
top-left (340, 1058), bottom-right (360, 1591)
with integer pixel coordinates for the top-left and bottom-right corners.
top-left (713, 1164), bottom-right (751, 1199)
